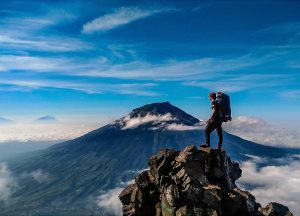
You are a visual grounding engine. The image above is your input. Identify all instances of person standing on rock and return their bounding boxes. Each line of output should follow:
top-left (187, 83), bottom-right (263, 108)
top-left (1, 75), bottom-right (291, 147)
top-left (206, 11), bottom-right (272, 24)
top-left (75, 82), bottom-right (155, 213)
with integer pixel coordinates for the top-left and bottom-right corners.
top-left (203, 92), bottom-right (223, 149)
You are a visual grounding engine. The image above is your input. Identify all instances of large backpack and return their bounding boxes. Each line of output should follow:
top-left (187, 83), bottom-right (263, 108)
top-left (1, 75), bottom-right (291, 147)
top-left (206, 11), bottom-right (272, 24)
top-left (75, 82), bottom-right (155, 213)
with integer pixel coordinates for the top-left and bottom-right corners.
top-left (216, 92), bottom-right (232, 122)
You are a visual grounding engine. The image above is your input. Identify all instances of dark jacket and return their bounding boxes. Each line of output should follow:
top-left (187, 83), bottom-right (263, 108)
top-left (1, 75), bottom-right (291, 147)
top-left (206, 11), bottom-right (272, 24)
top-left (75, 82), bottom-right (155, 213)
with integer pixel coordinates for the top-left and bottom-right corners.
top-left (209, 100), bottom-right (222, 123)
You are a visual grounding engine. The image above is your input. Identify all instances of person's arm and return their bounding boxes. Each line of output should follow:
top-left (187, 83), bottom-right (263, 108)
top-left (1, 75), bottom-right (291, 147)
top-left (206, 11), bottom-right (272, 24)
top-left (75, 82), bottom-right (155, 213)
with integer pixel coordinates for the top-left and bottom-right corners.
top-left (207, 102), bottom-right (218, 123)
top-left (210, 106), bottom-right (219, 120)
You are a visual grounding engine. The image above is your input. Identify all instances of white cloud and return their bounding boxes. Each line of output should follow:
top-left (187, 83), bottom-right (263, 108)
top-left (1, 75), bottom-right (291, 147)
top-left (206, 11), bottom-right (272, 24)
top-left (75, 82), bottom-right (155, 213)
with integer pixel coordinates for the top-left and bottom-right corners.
top-left (97, 187), bottom-right (123, 216)
top-left (20, 169), bottom-right (49, 183)
top-left (0, 5), bottom-right (90, 53)
top-left (224, 116), bottom-right (300, 147)
top-left (97, 156), bottom-right (300, 216)
top-left (97, 178), bottom-right (135, 216)
top-left (0, 52), bottom-right (289, 96)
top-left (0, 122), bottom-right (97, 143)
top-left (121, 114), bottom-right (203, 131)
top-left (0, 165), bottom-right (50, 207)
top-left (0, 55), bottom-right (75, 72)
top-left (237, 157), bottom-right (300, 215)
top-left (0, 51), bottom-right (291, 95)
top-left (183, 74), bottom-right (285, 93)
top-left (82, 7), bottom-right (171, 34)
top-left (83, 56), bottom-right (261, 80)
top-left (0, 78), bottom-right (159, 96)
top-left (0, 8), bottom-right (76, 32)
top-left (165, 123), bottom-right (202, 131)
top-left (241, 154), bottom-right (268, 164)
top-left (0, 53), bottom-right (262, 79)
top-left (0, 163), bottom-right (18, 205)
top-left (0, 34), bottom-right (92, 52)
top-left (121, 113), bottom-right (176, 129)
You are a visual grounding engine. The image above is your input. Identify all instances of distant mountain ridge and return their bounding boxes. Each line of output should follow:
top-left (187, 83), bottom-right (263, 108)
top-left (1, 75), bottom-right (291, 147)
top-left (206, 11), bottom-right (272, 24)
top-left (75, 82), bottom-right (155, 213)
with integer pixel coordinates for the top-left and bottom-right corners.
top-left (35, 115), bottom-right (57, 123)
top-left (0, 117), bottom-right (13, 124)
top-left (3, 102), bottom-right (300, 216)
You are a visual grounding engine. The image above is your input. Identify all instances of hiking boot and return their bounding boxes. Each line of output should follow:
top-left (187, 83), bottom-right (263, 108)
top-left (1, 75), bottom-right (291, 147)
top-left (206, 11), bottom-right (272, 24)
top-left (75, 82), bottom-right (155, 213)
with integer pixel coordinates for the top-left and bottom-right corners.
top-left (200, 143), bottom-right (210, 148)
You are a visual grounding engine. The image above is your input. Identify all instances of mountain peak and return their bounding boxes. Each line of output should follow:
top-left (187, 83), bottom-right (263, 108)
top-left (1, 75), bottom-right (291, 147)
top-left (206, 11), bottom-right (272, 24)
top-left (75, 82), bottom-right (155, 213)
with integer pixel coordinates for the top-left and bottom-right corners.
top-left (119, 145), bottom-right (294, 216)
top-left (35, 115), bottom-right (57, 123)
top-left (118, 102), bottom-right (201, 130)
top-left (129, 101), bottom-right (200, 124)
top-left (0, 117), bottom-right (13, 124)
top-left (130, 101), bottom-right (176, 117)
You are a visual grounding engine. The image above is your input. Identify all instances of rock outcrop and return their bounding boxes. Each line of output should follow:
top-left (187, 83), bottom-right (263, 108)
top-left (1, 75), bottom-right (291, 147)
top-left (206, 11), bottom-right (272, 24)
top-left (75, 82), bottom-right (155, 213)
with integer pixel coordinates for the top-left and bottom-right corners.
top-left (119, 145), bottom-right (293, 216)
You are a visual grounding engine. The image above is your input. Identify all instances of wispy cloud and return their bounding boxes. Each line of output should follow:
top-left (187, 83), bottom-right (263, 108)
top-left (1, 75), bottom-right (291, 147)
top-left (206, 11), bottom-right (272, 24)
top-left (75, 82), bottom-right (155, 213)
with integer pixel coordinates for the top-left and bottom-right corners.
top-left (82, 7), bottom-right (173, 34)
top-left (20, 169), bottom-right (49, 183)
top-left (121, 113), bottom-right (175, 129)
top-left (0, 55), bottom-right (251, 80)
top-left (183, 74), bottom-right (285, 93)
top-left (2, 54), bottom-right (260, 78)
top-left (0, 51), bottom-right (292, 95)
top-left (255, 22), bottom-right (300, 54)
top-left (0, 35), bottom-right (92, 52)
top-left (0, 4), bottom-right (90, 53)
top-left (280, 89), bottom-right (300, 98)
top-left (0, 163), bottom-right (18, 205)
top-left (165, 123), bottom-right (201, 131)
top-left (97, 187), bottom-right (123, 215)
top-left (257, 22), bottom-right (300, 37)
top-left (0, 163), bottom-right (50, 206)
top-left (0, 55), bottom-right (75, 72)
top-left (0, 0), bottom-right (298, 123)
top-left (0, 8), bottom-right (76, 32)
top-left (0, 78), bottom-right (159, 96)
top-left (80, 54), bottom-right (269, 80)
top-left (96, 179), bottom-right (135, 215)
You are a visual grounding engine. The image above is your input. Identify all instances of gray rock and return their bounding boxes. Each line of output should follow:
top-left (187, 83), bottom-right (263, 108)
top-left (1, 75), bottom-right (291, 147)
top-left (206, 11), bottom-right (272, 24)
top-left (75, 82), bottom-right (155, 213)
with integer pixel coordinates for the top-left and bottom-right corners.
top-left (202, 185), bottom-right (222, 209)
top-left (119, 146), bottom-right (293, 216)
top-left (164, 184), bottom-right (180, 207)
top-left (119, 184), bottom-right (138, 205)
top-left (259, 202), bottom-right (293, 216)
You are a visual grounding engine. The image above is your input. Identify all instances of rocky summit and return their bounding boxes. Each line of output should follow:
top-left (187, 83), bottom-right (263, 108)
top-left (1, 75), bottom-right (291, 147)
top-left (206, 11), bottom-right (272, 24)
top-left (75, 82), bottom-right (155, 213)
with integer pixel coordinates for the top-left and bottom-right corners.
top-left (119, 145), bottom-right (293, 216)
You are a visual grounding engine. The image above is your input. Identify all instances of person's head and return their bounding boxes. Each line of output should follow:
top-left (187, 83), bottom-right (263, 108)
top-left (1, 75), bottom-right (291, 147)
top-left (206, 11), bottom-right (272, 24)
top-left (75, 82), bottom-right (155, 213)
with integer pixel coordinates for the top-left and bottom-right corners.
top-left (208, 92), bottom-right (216, 101)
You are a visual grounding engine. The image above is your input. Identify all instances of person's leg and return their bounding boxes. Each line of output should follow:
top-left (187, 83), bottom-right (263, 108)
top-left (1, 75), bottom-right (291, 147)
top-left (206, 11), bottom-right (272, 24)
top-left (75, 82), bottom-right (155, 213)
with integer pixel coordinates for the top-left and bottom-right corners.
top-left (205, 122), bottom-right (216, 147)
top-left (216, 124), bottom-right (223, 149)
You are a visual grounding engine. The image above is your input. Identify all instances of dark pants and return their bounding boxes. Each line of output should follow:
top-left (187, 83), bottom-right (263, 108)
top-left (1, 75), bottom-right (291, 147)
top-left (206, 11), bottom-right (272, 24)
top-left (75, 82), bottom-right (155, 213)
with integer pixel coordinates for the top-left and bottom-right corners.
top-left (205, 120), bottom-right (223, 148)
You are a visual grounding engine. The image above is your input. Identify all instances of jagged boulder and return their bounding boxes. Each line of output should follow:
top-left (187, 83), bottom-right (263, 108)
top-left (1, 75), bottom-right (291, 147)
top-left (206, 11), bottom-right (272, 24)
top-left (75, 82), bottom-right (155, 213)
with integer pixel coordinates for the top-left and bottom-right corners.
top-left (119, 145), bottom-right (293, 216)
top-left (259, 202), bottom-right (293, 216)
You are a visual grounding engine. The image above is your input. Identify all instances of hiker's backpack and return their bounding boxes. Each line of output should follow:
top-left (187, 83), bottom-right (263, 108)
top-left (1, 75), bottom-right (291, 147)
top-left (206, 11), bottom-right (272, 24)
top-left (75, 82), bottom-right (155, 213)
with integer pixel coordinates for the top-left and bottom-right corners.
top-left (216, 92), bottom-right (232, 122)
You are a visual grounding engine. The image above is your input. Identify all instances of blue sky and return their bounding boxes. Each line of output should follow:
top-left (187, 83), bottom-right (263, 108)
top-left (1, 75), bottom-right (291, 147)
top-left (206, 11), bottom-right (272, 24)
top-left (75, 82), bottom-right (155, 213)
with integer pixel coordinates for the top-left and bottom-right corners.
top-left (0, 0), bottom-right (300, 124)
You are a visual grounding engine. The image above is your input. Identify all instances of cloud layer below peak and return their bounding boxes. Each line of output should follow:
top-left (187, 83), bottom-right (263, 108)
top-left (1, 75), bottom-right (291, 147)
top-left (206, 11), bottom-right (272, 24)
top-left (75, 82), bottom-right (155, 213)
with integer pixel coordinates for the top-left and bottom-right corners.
top-left (237, 156), bottom-right (300, 215)
top-left (224, 116), bottom-right (300, 148)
